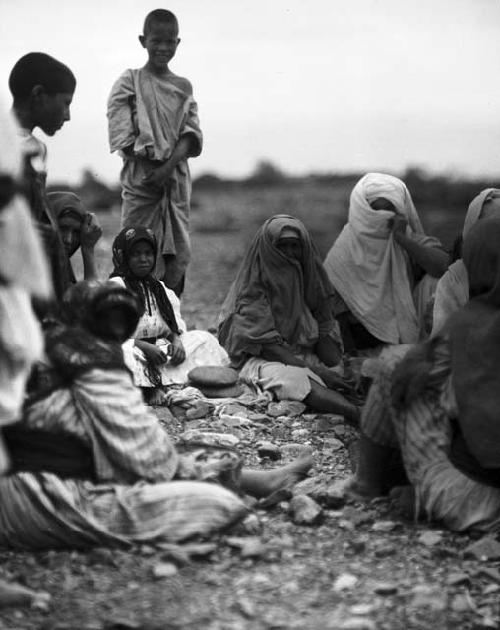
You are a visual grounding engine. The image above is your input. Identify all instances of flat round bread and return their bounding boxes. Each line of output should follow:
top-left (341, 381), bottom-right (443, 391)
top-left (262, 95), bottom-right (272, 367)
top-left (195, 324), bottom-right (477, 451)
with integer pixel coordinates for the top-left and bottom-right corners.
top-left (188, 366), bottom-right (239, 387)
top-left (198, 383), bottom-right (243, 399)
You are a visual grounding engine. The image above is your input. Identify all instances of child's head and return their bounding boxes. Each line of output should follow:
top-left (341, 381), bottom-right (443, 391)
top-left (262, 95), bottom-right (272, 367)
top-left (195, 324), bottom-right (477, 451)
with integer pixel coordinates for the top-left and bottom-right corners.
top-left (48, 191), bottom-right (86, 257)
top-left (139, 9), bottom-right (180, 73)
top-left (9, 52), bottom-right (76, 135)
top-left (112, 227), bottom-right (157, 280)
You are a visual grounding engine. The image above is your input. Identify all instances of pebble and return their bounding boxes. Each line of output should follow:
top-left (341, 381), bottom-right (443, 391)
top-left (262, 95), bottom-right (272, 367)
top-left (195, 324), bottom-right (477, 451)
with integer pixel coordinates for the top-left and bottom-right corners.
top-left (349, 603), bottom-right (377, 616)
top-left (323, 437), bottom-right (345, 451)
top-left (417, 530), bottom-right (443, 547)
top-left (371, 520), bottom-right (398, 533)
top-left (152, 562), bottom-right (178, 579)
top-left (185, 401), bottom-right (212, 420)
top-left (450, 593), bottom-right (474, 612)
top-left (267, 401), bottom-right (306, 417)
top-left (464, 536), bottom-right (500, 561)
top-left (333, 573), bottom-right (358, 591)
top-left (409, 584), bottom-right (447, 611)
top-left (336, 619), bottom-right (376, 630)
top-left (446, 572), bottom-right (470, 587)
top-left (289, 494), bottom-right (323, 525)
top-left (374, 543), bottom-right (397, 558)
top-left (178, 430), bottom-right (240, 448)
top-left (248, 413), bottom-right (269, 422)
top-left (291, 428), bottom-right (310, 441)
top-left (477, 566), bottom-right (500, 583)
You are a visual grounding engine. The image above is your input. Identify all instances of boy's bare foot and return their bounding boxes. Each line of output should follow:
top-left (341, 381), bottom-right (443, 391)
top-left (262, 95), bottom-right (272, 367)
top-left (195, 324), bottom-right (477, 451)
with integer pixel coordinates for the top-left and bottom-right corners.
top-left (343, 474), bottom-right (382, 503)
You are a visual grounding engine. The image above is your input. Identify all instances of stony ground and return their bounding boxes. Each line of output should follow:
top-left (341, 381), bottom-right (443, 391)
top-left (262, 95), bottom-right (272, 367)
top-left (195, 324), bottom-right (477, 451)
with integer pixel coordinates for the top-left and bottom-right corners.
top-left (2, 197), bottom-right (500, 630)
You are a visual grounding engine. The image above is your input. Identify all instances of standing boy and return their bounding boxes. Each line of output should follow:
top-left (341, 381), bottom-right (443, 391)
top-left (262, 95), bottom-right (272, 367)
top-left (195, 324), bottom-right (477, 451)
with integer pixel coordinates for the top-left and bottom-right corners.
top-left (107, 9), bottom-right (202, 296)
top-left (9, 52), bottom-right (76, 300)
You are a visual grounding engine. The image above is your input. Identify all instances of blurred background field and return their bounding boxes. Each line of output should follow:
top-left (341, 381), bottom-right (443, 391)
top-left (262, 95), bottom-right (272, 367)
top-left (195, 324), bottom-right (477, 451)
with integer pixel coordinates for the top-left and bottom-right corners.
top-left (68, 165), bottom-right (500, 331)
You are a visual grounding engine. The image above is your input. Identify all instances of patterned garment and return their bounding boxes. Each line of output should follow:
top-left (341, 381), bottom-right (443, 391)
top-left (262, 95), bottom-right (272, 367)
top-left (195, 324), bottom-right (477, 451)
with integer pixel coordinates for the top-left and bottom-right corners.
top-left (361, 341), bottom-right (500, 532)
top-left (0, 367), bottom-right (247, 549)
top-left (110, 276), bottom-right (229, 387)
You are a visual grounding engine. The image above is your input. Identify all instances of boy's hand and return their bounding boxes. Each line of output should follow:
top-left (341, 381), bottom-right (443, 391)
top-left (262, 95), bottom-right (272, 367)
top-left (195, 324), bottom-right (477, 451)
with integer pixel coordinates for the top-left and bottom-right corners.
top-left (169, 336), bottom-right (186, 366)
top-left (80, 213), bottom-right (102, 250)
top-left (142, 164), bottom-right (174, 190)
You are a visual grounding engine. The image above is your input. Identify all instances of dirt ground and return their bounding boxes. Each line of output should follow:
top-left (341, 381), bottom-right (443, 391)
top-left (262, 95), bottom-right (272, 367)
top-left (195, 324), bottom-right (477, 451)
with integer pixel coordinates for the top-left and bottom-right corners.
top-left (1, 188), bottom-right (499, 630)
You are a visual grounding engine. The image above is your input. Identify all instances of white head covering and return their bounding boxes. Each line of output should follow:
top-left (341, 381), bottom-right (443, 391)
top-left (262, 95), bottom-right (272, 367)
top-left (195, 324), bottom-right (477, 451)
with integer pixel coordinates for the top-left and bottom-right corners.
top-left (324, 173), bottom-right (424, 344)
top-left (462, 188), bottom-right (500, 239)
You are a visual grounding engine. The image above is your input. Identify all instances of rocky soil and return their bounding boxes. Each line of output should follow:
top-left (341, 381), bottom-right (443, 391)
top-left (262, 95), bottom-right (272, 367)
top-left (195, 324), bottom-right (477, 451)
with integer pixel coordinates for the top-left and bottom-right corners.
top-left (1, 222), bottom-right (499, 630)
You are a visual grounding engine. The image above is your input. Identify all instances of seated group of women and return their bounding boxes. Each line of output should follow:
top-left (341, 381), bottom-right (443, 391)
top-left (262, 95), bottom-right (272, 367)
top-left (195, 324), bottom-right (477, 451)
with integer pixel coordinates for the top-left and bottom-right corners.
top-left (4, 172), bottom-right (500, 551)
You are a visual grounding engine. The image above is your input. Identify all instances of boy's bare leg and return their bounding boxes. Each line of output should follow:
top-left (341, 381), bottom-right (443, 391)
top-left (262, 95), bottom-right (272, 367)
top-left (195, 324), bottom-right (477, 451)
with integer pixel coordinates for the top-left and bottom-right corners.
top-left (305, 380), bottom-right (360, 424)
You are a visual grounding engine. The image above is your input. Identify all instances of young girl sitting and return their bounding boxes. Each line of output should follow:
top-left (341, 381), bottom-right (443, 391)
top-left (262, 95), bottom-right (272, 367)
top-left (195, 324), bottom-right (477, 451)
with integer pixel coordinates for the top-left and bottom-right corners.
top-left (110, 226), bottom-right (229, 404)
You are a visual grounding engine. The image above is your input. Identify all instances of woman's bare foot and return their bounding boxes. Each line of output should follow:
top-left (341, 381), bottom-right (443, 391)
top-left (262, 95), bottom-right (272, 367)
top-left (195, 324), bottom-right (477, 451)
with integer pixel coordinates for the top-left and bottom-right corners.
top-left (343, 474), bottom-right (382, 503)
top-left (239, 448), bottom-right (314, 499)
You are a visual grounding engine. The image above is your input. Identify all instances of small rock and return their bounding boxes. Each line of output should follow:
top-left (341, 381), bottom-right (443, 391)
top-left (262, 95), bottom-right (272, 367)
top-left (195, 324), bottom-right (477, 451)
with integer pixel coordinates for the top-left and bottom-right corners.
top-left (226, 536), bottom-right (266, 559)
top-left (371, 520), bottom-right (398, 532)
top-left (446, 572), bottom-right (471, 587)
top-left (342, 506), bottom-right (372, 526)
top-left (152, 562), bottom-right (178, 579)
top-left (418, 530), bottom-right (443, 547)
top-left (483, 584), bottom-right (500, 595)
top-left (289, 494), bottom-right (323, 525)
top-left (450, 593), bottom-right (474, 612)
top-left (281, 443), bottom-right (311, 459)
top-left (178, 430), bottom-right (240, 448)
top-left (291, 428), bottom-right (310, 441)
top-left (313, 415), bottom-right (344, 432)
top-left (349, 603), bottom-right (377, 616)
top-left (372, 581), bottom-right (398, 595)
top-left (267, 401), bottom-right (306, 417)
top-left (248, 413), bottom-right (269, 422)
top-left (235, 596), bottom-right (255, 618)
top-left (87, 547), bottom-right (117, 567)
top-left (337, 619), bottom-right (376, 630)
top-left (333, 424), bottom-right (348, 438)
top-left (409, 584), bottom-right (447, 611)
top-left (222, 403), bottom-right (248, 417)
top-left (256, 441), bottom-right (282, 460)
top-left (477, 566), bottom-right (500, 583)
top-left (464, 536), bottom-right (500, 561)
top-left (323, 437), bottom-right (344, 451)
top-left (333, 573), bottom-right (358, 591)
top-left (374, 543), bottom-right (397, 558)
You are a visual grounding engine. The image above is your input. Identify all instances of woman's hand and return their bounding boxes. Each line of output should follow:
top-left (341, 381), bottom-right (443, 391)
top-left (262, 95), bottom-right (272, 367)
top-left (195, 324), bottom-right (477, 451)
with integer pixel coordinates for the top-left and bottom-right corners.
top-left (169, 335), bottom-right (186, 366)
top-left (80, 213), bottom-right (102, 250)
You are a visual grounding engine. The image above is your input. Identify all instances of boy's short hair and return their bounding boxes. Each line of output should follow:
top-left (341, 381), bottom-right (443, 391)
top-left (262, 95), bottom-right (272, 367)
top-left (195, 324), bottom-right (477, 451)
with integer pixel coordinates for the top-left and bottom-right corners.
top-left (143, 9), bottom-right (178, 35)
top-left (9, 52), bottom-right (76, 101)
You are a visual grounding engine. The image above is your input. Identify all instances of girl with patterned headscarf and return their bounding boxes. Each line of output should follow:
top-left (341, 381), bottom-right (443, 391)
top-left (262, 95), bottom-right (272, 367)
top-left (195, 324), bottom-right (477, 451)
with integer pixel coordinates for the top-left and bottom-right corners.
top-left (218, 215), bottom-right (359, 422)
top-left (324, 173), bottom-right (448, 351)
top-left (110, 226), bottom-right (228, 402)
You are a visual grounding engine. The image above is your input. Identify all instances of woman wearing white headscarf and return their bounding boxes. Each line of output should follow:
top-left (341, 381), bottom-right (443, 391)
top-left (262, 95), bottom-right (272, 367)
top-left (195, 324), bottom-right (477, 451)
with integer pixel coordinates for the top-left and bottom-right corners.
top-left (324, 173), bottom-right (448, 351)
top-left (431, 189), bottom-right (500, 335)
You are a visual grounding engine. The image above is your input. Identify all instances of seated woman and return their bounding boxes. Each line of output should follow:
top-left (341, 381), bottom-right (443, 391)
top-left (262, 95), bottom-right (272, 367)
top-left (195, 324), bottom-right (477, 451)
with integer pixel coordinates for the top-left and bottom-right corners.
top-left (323, 173), bottom-right (448, 353)
top-left (0, 281), bottom-right (313, 549)
top-left (109, 227), bottom-right (229, 404)
top-left (431, 188), bottom-right (500, 335)
top-left (218, 215), bottom-right (359, 423)
top-left (350, 218), bottom-right (500, 532)
top-left (48, 191), bottom-right (102, 282)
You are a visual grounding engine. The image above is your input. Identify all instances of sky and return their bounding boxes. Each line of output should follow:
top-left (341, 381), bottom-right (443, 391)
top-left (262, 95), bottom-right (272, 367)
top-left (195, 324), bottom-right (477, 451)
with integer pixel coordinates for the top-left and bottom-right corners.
top-left (1, 0), bottom-right (500, 185)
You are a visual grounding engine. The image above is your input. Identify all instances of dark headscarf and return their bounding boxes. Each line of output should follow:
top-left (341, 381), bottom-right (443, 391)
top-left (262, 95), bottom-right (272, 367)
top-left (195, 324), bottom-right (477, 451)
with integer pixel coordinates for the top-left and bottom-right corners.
top-left (218, 215), bottom-right (336, 367)
top-left (30, 281), bottom-right (142, 398)
top-left (448, 219), bottom-right (500, 468)
top-left (48, 191), bottom-right (86, 223)
top-left (110, 227), bottom-right (180, 335)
